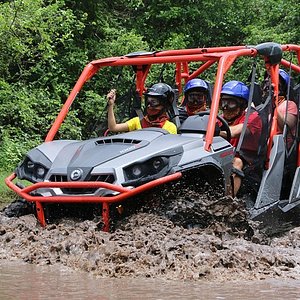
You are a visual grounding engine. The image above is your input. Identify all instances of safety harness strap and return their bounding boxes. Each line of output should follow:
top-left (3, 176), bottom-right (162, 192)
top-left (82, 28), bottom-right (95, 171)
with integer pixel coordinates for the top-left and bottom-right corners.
top-left (235, 58), bottom-right (257, 155)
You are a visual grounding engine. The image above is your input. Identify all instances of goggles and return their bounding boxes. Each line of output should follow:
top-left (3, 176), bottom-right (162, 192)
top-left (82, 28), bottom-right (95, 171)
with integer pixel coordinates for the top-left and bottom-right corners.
top-left (261, 79), bottom-right (272, 94)
top-left (146, 97), bottom-right (162, 108)
top-left (187, 92), bottom-right (207, 105)
top-left (220, 97), bottom-right (239, 110)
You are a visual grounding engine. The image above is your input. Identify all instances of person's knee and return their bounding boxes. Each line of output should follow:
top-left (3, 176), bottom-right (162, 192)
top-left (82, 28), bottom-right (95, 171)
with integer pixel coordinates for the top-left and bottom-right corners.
top-left (233, 157), bottom-right (243, 170)
top-left (232, 157), bottom-right (245, 179)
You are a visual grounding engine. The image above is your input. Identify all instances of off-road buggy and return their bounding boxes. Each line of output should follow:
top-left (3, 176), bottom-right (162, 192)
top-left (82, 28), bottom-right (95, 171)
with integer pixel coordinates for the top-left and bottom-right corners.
top-left (5, 42), bottom-right (300, 231)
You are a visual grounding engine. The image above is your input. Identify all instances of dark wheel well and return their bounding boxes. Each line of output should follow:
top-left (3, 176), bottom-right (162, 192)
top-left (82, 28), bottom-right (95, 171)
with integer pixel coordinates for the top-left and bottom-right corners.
top-left (181, 164), bottom-right (226, 194)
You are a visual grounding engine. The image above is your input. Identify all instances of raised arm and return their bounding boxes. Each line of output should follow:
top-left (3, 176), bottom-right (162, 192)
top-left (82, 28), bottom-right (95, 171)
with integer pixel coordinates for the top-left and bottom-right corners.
top-left (107, 89), bottom-right (129, 132)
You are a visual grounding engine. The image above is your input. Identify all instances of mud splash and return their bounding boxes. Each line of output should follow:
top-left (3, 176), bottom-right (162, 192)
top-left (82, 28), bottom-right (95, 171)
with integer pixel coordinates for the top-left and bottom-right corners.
top-left (1, 194), bottom-right (300, 282)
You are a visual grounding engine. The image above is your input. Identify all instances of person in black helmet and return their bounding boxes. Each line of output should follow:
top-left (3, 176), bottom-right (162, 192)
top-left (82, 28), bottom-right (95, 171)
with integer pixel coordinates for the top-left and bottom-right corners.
top-left (107, 83), bottom-right (177, 134)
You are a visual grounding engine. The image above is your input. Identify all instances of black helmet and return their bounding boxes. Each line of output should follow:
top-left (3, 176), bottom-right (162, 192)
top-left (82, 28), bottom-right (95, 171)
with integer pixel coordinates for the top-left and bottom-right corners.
top-left (144, 83), bottom-right (174, 106)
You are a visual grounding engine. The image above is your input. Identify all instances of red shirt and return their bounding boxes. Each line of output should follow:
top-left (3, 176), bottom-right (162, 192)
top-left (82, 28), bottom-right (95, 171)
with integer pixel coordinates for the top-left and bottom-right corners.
top-left (219, 110), bottom-right (262, 164)
top-left (276, 100), bottom-right (298, 148)
top-left (229, 111), bottom-right (262, 152)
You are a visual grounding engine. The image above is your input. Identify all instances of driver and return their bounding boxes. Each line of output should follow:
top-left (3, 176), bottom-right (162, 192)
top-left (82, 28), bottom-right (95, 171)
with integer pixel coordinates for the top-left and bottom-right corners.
top-left (107, 83), bottom-right (177, 134)
top-left (219, 80), bottom-right (262, 197)
top-left (178, 78), bottom-right (209, 123)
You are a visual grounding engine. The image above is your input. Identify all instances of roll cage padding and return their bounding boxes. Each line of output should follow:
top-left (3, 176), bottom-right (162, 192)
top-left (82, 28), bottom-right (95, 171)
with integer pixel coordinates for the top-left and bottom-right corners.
top-left (255, 42), bottom-right (283, 65)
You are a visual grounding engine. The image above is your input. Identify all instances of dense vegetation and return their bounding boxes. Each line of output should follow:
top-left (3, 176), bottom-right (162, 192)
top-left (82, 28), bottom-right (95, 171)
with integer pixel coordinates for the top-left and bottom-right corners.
top-left (0, 0), bottom-right (299, 172)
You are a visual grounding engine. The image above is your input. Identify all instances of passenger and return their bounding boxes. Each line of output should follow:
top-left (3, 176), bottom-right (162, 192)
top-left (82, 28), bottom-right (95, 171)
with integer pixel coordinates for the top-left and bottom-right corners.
top-left (219, 81), bottom-right (262, 197)
top-left (262, 69), bottom-right (297, 148)
top-left (276, 69), bottom-right (297, 148)
top-left (107, 83), bottom-right (177, 134)
top-left (276, 69), bottom-right (298, 197)
top-left (178, 78), bottom-right (209, 123)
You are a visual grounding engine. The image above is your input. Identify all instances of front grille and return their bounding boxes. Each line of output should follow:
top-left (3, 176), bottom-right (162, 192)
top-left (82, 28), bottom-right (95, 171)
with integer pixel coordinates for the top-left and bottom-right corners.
top-left (89, 174), bottom-right (115, 183)
top-left (49, 174), bottom-right (67, 182)
top-left (49, 173), bottom-right (115, 194)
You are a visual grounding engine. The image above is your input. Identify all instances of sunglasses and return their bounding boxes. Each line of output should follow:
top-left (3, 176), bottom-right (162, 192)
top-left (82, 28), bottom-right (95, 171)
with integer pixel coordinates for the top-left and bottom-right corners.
top-left (187, 92), bottom-right (207, 105)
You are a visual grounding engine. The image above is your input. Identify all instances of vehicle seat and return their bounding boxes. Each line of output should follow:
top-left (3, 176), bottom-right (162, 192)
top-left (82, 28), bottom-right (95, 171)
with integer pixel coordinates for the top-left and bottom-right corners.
top-left (167, 88), bottom-right (181, 129)
top-left (238, 88), bottom-right (273, 195)
top-left (250, 82), bottom-right (264, 107)
top-left (179, 114), bottom-right (210, 134)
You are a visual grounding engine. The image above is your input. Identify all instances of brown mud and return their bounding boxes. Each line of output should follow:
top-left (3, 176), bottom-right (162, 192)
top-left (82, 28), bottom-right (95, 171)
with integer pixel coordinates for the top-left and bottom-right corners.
top-left (1, 192), bottom-right (300, 282)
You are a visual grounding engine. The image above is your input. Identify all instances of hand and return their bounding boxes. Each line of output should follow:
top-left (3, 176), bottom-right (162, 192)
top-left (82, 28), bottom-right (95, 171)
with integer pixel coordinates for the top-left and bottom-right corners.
top-left (107, 89), bottom-right (116, 106)
top-left (219, 130), bottom-right (228, 138)
top-left (214, 124), bottom-right (220, 136)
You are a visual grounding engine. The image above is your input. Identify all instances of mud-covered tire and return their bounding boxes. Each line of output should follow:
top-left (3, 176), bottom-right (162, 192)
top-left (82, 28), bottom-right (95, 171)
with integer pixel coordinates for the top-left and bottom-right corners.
top-left (2, 199), bottom-right (35, 217)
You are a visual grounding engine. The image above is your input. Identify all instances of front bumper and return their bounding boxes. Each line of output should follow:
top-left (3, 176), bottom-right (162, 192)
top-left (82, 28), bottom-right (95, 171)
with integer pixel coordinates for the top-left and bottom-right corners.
top-left (5, 172), bottom-right (182, 231)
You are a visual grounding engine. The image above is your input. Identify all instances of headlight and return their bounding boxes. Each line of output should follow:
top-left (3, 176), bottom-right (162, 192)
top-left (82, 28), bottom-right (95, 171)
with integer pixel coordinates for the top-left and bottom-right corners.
top-left (124, 156), bottom-right (169, 182)
top-left (27, 161), bottom-right (35, 169)
top-left (36, 166), bottom-right (46, 177)
top-left (17, 157), bottom-right (49, 182)
top-left (152, 158), bottom-right (164, 170)
top-left (132, 165), bottom-right (143, 178)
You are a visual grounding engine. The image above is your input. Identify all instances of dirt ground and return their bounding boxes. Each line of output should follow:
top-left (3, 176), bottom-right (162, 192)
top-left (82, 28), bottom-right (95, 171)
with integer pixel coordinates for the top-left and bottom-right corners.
top-left (1, 193), bottom-right (300, 282)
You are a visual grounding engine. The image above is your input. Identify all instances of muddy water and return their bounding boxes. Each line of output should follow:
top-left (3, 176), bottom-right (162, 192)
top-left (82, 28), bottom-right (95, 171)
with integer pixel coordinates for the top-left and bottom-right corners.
top-left (1, 211), bottom-right (300, 281)
top-left (1, 261), bottom-right (300, 299)
top-left (2, 194), bottom-right (300, 299)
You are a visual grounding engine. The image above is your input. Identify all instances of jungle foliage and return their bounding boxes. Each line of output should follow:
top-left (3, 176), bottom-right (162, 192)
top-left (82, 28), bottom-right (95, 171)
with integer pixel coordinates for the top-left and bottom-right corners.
top-left (0, 0), bottom-right (299, 171)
